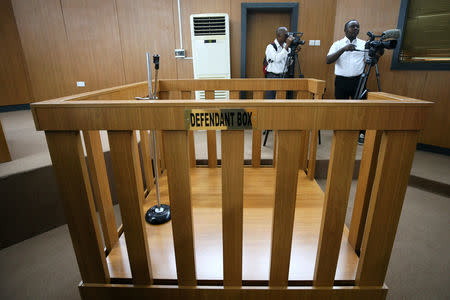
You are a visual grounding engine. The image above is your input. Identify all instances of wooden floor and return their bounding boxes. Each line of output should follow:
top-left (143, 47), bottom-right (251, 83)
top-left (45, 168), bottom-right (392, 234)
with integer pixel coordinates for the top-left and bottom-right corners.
top-left (106, 168), bottom-right (359, 281)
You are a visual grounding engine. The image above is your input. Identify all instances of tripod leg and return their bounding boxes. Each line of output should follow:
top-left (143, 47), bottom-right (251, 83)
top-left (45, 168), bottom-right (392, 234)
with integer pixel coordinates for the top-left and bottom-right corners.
top-left (295, 53), bottom-right (304, 78)
top-left (375, 63), bottom-right (381, 92)
top-left (263, 130), bottom-right (270, 146)
top-left (354, 64), bottom-right (371, 99)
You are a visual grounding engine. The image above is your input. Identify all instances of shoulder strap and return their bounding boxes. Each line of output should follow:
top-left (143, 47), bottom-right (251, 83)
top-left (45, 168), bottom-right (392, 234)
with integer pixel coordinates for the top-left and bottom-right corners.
top-left (271, 42), bottom-right (277, 51)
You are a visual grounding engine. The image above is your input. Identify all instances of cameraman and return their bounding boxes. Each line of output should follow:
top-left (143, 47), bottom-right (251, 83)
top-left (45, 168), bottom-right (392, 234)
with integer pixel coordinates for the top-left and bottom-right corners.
top-left (265, 27), bottom-right (294, 99)
top-left (327, 20), bottom-right (366, 144)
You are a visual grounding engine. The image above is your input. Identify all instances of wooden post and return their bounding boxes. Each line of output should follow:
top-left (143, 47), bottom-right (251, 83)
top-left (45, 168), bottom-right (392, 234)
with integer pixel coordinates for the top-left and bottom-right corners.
top-left (108, 131), bottom-right (152, 285)
top-left (84, 130), bottom-right (118, 252)
top-left (163, 130), bottom-right (197, 286)
top-left (297, 131), bottom-right (307, 170)
top-left (307, 91), bottom-right (322, 180)
top-left (221, 130), bottom-right (244, 286)
top-left (252, 91), bottom-right (264, 167)
top-left (348, 130), bottom-right (382, 253)
top-left (139, 130), bottom-right (155, 192)
top-left (276, 90), bottom-right (287, 99)
top-left (356, 131), bottom-right (419, 286)
top-left (230, 91), bottom-right (240, 99)
top-left (205, 90), bottom-right (217, 168)
top-left (272, 131), bottom-right (278, 168)
top-left (269, 130), bottom-right (303, 287)
top-left (313, 130), bottom-right (358, 286)
top-left (45, 131), bottom-right (109, 283)
top-left (307, 130), bottom-right (318, 180)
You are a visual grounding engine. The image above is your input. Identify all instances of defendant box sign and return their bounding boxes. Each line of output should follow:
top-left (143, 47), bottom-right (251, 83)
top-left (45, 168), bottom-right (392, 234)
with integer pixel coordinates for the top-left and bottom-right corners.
top-left (185, 109), bottom-right (256, 130)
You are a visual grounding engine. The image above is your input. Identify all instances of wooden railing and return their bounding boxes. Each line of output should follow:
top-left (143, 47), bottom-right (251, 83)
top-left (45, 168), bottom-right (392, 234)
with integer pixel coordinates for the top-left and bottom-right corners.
top-left (57, 78), bottom-right (325, 178)
top-left (31, 79), bottom-right (431, 299)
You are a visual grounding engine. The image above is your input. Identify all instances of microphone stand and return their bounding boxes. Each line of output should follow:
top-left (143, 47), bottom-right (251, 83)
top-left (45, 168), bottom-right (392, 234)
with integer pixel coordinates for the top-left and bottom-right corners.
top-left (137, 52), bottom-right (171, 225)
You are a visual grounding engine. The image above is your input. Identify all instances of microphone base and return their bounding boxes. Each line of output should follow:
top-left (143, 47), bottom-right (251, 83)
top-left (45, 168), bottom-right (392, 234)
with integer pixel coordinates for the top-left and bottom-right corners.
top-left (145, 204), bottom-right (171, 225)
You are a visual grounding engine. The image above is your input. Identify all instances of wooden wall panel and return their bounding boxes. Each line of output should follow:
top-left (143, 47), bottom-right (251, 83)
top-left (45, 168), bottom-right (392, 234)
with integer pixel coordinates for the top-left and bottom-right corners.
top-left (61, 0), bottom-right (125, 93)
top-left (12, 0), bottom-right (75, 100)
top-left (0, 0), bottom-right (32, 106)
top-left (115, 0), bottom-right (178, 83)
top-left (331, 0), bottom-right (450, 148)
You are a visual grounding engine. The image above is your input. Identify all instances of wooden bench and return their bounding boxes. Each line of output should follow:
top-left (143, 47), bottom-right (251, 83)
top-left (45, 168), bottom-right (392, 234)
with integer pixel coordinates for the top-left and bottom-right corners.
top-left (31, 78), bottom-right (431, 299)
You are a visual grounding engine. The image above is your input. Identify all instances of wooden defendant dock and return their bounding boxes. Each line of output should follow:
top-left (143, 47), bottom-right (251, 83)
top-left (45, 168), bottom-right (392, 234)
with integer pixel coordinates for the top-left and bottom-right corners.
top-left (32, 78), bottom-right (431, 299)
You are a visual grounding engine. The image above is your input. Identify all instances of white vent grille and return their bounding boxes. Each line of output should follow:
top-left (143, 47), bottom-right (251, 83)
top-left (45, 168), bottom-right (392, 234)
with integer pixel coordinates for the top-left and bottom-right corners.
top-left (193, 16), bottom-right (226, 36)
top-left (195, 75), bottom-right (229, 100)
top-left (196, 90), bottom-right (228, 100)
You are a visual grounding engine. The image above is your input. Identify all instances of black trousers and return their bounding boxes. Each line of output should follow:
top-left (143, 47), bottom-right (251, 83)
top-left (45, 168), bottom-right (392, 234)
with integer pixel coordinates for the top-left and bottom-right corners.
top-left (335, 75), bottom-right (365, 135)
top-left (334, 75), bottom-right (364, 99)
top-left (265, 72), bottom-right (293, 99)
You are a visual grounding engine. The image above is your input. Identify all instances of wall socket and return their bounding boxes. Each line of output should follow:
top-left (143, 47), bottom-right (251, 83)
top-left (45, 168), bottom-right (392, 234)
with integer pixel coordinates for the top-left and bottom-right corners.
top-left (76, 81), bottom-right (85, 87)
top-left (174, 49), bottom-right (185, 58)
top-left (308, 40), bottom-right (321, 46)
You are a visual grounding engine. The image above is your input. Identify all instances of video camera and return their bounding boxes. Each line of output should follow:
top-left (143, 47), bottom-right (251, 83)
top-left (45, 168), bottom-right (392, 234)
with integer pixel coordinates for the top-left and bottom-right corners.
top-left (286, 32), bottom-right (305, 49)
top-left (364, 29), bottom-right (400, 63)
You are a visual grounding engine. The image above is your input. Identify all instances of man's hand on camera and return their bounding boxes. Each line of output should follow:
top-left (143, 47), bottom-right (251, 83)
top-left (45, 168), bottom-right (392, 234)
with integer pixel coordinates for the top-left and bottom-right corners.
top-left (285, 36), bottom-right (294, 49)
top-left (343, 44), bottom-right (356, 51)
top-left (295, 45), bottom-right (302, 52)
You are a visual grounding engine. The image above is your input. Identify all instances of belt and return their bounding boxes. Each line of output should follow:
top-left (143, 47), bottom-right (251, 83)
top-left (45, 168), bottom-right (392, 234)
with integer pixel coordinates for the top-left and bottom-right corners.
top-left (267, 72), bottom-right (284, 77)
top-left (336, 75), bottom-right (362, 80)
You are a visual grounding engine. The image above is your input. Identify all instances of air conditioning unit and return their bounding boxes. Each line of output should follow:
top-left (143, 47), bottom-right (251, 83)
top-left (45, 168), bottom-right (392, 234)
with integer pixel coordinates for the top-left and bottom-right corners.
top-left (190, 13), bottom-right (230, 100)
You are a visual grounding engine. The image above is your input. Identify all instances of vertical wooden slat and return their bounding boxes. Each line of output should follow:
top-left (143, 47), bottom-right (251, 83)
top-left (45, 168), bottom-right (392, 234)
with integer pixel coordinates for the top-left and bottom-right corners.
top-left (181, 90), bottom-right (196, 168)
top-left (307, 91), bottom-right (322, 180)
top-left (251, 129), bottom-right (261, 167)
top-left (296, 90), bottom-right (311, 99)
top-left (181, 90), bottom-right (196, 167)
top-left (163, 130), bottom-right (197, 286)
top-left (181, 90), bottom-right (191, 99)
top-left (205, 90), bottom-right (217, 168)
top-left (313, 130), bottom-right (358, 286)
top-left (300, 132), bottom-right (309, 170)
top-left (297, 131), bottom-right (307, 170)
top-left (221, 130), bottom-right (244, 286)
top-left (348, 130), bottom-right (382, 253)
top-left (45, 131), bottom-right (109, 283)
top-left (253, 91), bottom-right (264, 99)
top-left (308, 130), bottom-right (318, 180)
top-left (269, 130), bottom-right (303, 287)
top-left (139, 130), bottom-right (155, 191)
top-left (272, 130), bottom-right (278, 167)
top-left (84, 130), bottom-right (118, 252)
top-left (356, 131), bottom-right (419, 286)
top-left (169, 90), bottom-right (181, 99)
top-left (230, 91), bottom-right (240, 99)
top-left (108, 131), bottom-right (152, 285)
top-left (188, 131), bottom-right (196, 167)
top-left (276, 90), bottom-right (286, 99)
top-left (0, 121), bottom-right (12, 163)
top-left (252, 91), bottom-right (264, 167)
top-left (207, 130), bottom-right (217, 168)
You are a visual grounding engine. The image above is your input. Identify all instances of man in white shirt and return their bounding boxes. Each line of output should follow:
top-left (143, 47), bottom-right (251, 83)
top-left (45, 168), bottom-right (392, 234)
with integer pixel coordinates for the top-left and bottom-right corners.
top-left (265, 27), bottom-right (294, 99)
top-left (327, 20), bottom-right (366, 143)
top-left (266, 27), bottom-right (294, 77)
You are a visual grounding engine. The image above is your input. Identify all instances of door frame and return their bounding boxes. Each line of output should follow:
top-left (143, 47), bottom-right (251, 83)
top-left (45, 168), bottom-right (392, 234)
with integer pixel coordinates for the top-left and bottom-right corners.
top-left (240, 2), bottom-right (299, 78)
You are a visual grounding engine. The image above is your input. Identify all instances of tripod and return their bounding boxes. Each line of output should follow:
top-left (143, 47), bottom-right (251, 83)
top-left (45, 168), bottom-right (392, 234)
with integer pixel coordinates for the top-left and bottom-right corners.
top-left (283, 50), bottom-right (304, 79)
top-left (354, 56), bottom-right (381, 100)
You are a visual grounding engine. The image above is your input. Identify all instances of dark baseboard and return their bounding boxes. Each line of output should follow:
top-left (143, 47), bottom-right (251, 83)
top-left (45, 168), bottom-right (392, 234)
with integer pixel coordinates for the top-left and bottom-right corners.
top-left (417, 143), bottom-right (450, 156)
top-left (0, 104), bottom-right (31, 113)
